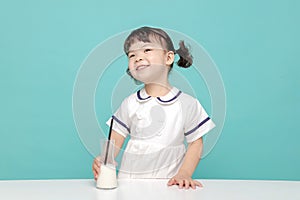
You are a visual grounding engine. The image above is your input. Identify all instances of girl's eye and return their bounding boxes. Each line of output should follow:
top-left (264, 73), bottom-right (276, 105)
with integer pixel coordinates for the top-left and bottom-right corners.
top-left (128, 54), bottom-right (135, 58)
top-left (144, 48), bottom-right (152, 53)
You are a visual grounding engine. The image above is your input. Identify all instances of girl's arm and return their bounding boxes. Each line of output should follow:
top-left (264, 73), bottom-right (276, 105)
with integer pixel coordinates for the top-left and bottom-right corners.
top-left (167, 137), bottom-right (203, 189)
top-left (92, 130), bottom-right (125, 180)
top-left (111, 130), bottom-right (126, 157)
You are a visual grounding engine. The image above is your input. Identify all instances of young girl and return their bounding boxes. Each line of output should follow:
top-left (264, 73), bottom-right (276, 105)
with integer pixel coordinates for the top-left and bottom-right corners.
top-left (92, 26), bottom-right (215, 189)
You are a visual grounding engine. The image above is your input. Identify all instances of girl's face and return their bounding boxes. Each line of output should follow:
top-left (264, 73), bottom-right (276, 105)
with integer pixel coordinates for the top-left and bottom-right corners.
top-left (127, 41), bottom-right (174, 84)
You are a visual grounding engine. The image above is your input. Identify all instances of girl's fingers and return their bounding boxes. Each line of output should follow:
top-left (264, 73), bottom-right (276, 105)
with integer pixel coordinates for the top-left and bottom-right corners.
top-left (167, 177), bottom-right (202, 189)
top-left (95, 158), bottom-right (101, 167)
top-left (178, 180), bottom-right (184, 189)
top-left (93, 171), bottom-right (97, 180)
top-left (190, 181), bottom-right (196, 189)
top-left (194, 180), bottom-right (203, 188)
top-left (92, 158), bottom-right (102, 180)
top-left (167, 178), bottom-right (176, 186)
top-left (184, 179), bottom-right (190, 189)
top-left (93, 163), bottom-right (100, 172)
top-left (93, 158), bottom-right (102, 171)
top-left (92, 167), bottom-right (99, 176)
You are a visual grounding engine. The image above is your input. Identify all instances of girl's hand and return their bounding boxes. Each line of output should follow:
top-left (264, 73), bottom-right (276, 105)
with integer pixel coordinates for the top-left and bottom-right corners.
top-left (92, 156), bottom-right (101, 180)
top-left (92, 156), bottom-right (118, 180)
top-left (167, 171), bottom-right (203, 189)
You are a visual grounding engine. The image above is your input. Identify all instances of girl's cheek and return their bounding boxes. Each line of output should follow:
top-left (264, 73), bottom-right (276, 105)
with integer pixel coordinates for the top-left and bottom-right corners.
top-left (128, 59), bottom-right (134, 66)
top-left (128, 65), bottom-right (135, 73)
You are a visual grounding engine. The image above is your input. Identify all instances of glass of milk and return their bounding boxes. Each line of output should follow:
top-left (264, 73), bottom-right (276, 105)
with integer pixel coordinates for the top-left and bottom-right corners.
top-left (96, 140), bottom-right (117, 189)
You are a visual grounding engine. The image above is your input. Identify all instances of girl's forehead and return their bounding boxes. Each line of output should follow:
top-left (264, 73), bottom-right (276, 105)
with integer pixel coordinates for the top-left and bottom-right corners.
top-left (128, 41), bottom-right (165, 52)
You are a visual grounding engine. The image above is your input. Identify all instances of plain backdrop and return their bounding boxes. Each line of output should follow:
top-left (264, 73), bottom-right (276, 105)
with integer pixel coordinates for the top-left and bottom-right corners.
top-left (0, 0), bottom-right (299, 180)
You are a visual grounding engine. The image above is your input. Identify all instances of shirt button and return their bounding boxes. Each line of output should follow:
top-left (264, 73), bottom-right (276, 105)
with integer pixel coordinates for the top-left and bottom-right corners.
top-left (136, 113), bottom-right (143, 119)
top-left (157, 131), bottom-right (162, 136)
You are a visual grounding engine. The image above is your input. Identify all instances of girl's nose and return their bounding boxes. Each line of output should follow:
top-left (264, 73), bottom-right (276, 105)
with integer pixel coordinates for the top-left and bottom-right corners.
top-left (136, 57), bottom-right (143, 62)
top-left (135, 54), bottom-right (144, 62)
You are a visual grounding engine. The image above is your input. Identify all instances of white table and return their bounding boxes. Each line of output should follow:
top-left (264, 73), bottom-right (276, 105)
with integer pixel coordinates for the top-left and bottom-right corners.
top-left (0, 179), bottom-right (299, 200)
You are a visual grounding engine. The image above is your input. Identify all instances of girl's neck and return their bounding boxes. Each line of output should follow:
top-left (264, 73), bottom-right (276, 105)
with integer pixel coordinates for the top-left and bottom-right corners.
top-left (144, 82), bottom-right (172, 97)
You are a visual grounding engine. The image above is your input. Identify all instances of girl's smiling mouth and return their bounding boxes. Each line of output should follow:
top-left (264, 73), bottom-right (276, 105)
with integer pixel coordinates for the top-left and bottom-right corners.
top-left (136, 65), bottom-right (150, 71)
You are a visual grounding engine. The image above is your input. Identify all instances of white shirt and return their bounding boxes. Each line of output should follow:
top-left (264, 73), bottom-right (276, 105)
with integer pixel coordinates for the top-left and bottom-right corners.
top-left (107, 87), bottom-right (215, 178)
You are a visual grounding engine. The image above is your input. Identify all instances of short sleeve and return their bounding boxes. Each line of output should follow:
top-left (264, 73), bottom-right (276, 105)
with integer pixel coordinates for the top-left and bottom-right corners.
top-left (184, 98), bottom-right (215, 143)
top-left (106, 97), bottom-right (131, 138)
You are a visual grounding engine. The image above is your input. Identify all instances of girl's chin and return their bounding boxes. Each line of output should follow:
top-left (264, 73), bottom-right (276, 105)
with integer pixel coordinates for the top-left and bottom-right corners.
top-left (135, 79), bottom-right (164, 85)
top-left (133, 71), bottom-right (167, 84)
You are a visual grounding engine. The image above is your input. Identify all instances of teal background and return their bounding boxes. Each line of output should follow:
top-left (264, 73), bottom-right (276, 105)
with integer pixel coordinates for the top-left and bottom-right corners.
top-left (0, 0), bottom-right (299, 180)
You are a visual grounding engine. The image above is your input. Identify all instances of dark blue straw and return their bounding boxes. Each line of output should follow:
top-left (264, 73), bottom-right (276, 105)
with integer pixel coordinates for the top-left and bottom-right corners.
top-left (104, 118), bottom-right (113, 165)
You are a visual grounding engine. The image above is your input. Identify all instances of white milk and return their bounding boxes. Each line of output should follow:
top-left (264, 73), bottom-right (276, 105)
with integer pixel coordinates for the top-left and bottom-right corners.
top-left (96, 164), bottom-right (117, 189)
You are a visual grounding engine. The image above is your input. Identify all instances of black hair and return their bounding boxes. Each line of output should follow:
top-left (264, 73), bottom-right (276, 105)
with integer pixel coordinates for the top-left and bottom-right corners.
top-left (124, 27), bottom-right (193, 84)
top-left (124, 26), bottom-right (193, 68)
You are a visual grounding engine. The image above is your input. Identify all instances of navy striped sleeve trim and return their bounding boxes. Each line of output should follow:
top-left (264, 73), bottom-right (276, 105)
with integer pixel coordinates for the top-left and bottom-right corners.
top-left (112, 115), bottom-right (130, 133)
top-left (157, 91), bottom-right (182, 103)
top-left (184, 117), bottom-right (210, 136)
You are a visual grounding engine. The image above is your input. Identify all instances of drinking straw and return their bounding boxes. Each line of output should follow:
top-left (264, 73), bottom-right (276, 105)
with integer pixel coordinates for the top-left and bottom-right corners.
top-left (104, 117), bottom-right (114, 165)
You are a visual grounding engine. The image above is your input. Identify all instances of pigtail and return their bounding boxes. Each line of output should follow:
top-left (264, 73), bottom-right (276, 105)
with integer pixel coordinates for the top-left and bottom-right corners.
top-left (175, 41), bottom-right (193, 68)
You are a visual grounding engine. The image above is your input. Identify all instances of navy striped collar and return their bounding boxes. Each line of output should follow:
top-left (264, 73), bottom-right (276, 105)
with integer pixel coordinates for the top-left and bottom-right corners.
top-left (136, 87), bottom-right (182, 105)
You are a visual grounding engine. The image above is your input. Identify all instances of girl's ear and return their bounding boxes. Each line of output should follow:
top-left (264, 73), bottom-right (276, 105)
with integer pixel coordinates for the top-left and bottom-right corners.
top-left (166, 51), bottom-right (175, 66)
